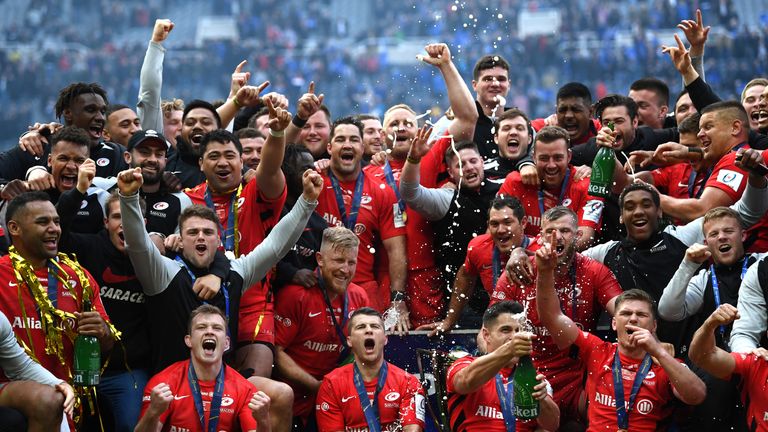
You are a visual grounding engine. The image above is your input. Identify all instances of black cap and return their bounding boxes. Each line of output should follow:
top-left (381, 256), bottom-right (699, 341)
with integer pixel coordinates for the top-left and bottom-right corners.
top-left (127, 129), bottom-right (169, 151)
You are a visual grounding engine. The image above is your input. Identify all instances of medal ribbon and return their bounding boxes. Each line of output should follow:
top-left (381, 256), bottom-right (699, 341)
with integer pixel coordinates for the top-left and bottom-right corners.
top-left (537, 169), bottom-right (570, 217)
top-left (203, 183), bottom-right (242, 256)
top-left (709, 254), bottom-right (751, 337)
top-left (317, 269), bottom-right (350, 363)
top-left (188, 362), bottom-right (225, 432)
top-left (612, 349), bottom-right (652, 430)
top-left (495, 372), bottom-right (517, 432)
top-left (383, 161), bottom-right (406, 212)
top-left (353, 361), bottom-right (388, 432)
top-left (328, 169), bottom-right (364, 229)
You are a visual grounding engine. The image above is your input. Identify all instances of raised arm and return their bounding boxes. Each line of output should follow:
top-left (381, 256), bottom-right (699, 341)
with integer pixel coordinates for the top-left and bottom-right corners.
top-left (629, 323), bottom-right (705, 405)
top-left (535, 232), bottom-right (579, 349)
top-left (418, 43), bottom-right (477, 142)
top-left (450, 332), bottom-right (534, 394)
top-left (285, 82), bottom-right (324, 145)
top-left (658, 244), bottom-right (709, 321)
top-left (231, 170), bottom-right (320, 288)
top-left (689, 304), bottom-right (739, 380)
top-left (117, 167), bottom-right (179, 295)
top-left (137, 19), bottom-right (173, 132)
top-left (399, 125), bottom-right (453, 220)
top-left (217, 81), bottom-right (270, 128)
top-left (254, 97), bottom-right (288, 199)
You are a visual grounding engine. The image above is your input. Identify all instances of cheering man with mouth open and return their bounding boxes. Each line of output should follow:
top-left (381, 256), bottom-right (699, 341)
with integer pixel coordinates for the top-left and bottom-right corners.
top-left (135, 304), bottom-right (272, 432)
top-left (315, 307), bottom-right (426, 431)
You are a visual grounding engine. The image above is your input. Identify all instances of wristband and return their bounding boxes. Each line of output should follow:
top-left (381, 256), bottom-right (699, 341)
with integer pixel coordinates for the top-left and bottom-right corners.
top-left (269, 129), bottom-right (285, 138)
top-left (391, 291), bottom-right (406, 302)
top-left (232, 97), bottom-right (242, 108)
top-left (688, 147), bottom-right (703, 154)
top-left (292, 116), bottom-right (308, 128)
top-left (406, 155), bottom-right (421, 164)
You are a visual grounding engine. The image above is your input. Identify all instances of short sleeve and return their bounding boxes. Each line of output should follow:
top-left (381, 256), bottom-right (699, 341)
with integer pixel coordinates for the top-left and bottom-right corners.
top-left (730, 352), bottom-right (757, 380)
top-left (574, 178), bottom-right (604, 230)
top-left (315, 377), bottom-right (346, 431)
top-left (445, 356), bottom-right (473, 393)
top-left (571, 330), bottom-right (603, 364)
top-left (592, 261), bottom-right (623, 307)
top-left (463, 238), bottom-right (483, 277)
top-left (705, 156), bottom-right (748, 202)
top-left (399, 373), bottom-right (427, 427)
top-left (274, 286), bottom-right (304, 347)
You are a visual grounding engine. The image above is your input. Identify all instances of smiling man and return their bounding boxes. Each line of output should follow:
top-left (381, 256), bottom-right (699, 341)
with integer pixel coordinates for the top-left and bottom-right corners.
top-left (315, 307), bottom-right (426, 431)
top-left (657, 207), bottom-right (765, 431)
top-left (135, 305), bottom-right (272, 432)
top-left (274, 227), bottom-right (370, 428)
top-left (183, 106), bottom-right (290, 382)
top-left (118, 163), bottom-right (321, 431)
top-left (314, 116), bottom-right (408, 322)
top-left (2, 127), bottom-right (111, 234)
top-left (498, 126), bottom-right (604, 250)
top-left (3, 82), bottom-right (129, 184)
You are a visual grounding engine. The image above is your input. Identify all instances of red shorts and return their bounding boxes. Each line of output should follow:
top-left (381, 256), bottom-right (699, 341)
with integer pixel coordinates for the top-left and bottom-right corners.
top-left (406, 267), bottom-right (445, 327)
top-left (238, 280), bottom-right (275, 344)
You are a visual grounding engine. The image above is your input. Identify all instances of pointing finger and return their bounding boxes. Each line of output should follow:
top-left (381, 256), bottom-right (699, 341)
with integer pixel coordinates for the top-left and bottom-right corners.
top-left (308, 81), bottom-right (315, 94)
top-left (265, 97), bottom-right (277, 117)
top-left (256, 80), bottom-right (270, 94)
top-left (234, 60), bottom-right (247, 73)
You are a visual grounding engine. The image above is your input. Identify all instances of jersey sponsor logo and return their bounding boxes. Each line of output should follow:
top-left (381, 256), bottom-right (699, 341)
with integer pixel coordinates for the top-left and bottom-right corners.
top-left (677, 181), bottom-right (688, 188)
top-left (384, 391), bottom-right (400, 402)
top-left (475, 405), bottom-right (504, 419)
top-left (583, 199), bottom-right (604, 224)
top-left (636, 399), bottom-right (653, 414)
top-left (303, 340), bottom-right (340, 353)
top-left (320, 402), bottom-right (330, 411)
top-left (153, 201), bottom-right (169, 211)
top-left (493, 291), bottom-right (506, 300)
top-left (275, 314), bottom-right (292, 327)
top-left (169, 426), bottom-right (191, 432)
top-left (716, 169), bottom-right (744, 192)
top-left (308, 311), bottom-right (323, 318)
top-left (525, 215), bottom-right (542, 228)
top-left (102, 267), bottom-right (138, 284)
top-left (221, 396), bottom-right (234, 407)
top-left (149, 210), bottom-right (168, 218)
top-left (100, 286), bottom-right (145, 304)
top-left (96, 157), bottom-right (110, 167)
top-left (12, 316), bottom-right (42, 329)
top-left (80, 200), bottom-right (89, 209)
top-left (361, 196), bottom-right (373, 205)
top-left (173, 395), bottom-right (189, 400)
top-left (341, 396), bottom-right (355, 403)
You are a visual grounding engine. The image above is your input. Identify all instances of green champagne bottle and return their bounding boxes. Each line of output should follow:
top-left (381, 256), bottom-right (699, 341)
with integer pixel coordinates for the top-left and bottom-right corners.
top-left (513, 354), bottom-right (540, 420)
top-left (588, 121), bottom-right (616, 198)
top-left (73, 300), bottom-right (100, 386)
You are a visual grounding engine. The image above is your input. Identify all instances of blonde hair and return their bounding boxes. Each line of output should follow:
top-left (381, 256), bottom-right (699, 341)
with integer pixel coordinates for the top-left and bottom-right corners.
top-left (321, 226), bottom-right (360, 252)
top-left (162, 98), bottom-right (185, 116)
top-left (382, 104), bottom-right (417, 130)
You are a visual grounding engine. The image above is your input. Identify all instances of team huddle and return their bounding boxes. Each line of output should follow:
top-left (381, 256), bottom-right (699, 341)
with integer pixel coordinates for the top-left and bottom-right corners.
top-left (2, 8), bottom-right (768, 432)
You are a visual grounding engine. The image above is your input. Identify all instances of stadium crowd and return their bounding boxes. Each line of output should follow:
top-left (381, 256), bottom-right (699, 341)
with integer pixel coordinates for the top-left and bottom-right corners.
top-left (3, 2), bottom-right (768, 432)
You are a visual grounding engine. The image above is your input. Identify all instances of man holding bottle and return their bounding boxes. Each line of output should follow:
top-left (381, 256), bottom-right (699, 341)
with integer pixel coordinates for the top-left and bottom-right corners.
top-left (445, 300), bottom-right (559, 431)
